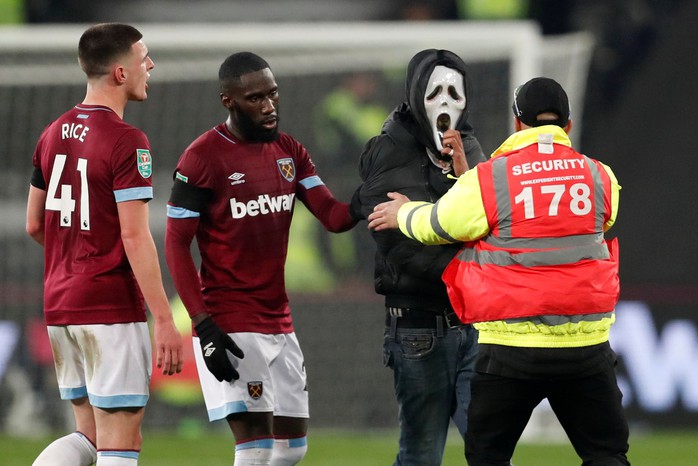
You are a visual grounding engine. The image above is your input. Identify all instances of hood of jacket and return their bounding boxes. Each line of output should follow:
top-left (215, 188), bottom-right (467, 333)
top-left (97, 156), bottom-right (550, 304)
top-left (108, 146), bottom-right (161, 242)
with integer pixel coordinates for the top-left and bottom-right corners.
top-left (402, 48), bottom-right (474, 155)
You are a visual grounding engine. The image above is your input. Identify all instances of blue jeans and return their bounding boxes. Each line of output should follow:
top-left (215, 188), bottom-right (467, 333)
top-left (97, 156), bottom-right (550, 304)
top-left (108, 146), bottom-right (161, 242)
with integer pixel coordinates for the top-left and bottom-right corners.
top-left (384, 320), bottom-right (479, 466)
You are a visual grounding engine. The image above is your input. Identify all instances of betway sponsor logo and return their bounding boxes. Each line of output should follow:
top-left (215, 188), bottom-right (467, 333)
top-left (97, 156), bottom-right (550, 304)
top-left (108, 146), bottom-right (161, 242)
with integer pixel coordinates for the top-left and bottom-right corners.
top-left (611, 301), bottom-right (698, 412)
top-left (230, 193), bottom-right (295, 218)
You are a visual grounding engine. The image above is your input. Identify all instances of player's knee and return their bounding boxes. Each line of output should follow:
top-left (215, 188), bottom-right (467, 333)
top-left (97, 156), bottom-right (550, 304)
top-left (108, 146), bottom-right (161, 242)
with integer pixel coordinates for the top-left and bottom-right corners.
top-left (271, 437), bottom-right (307, 466)
top-left (234, 438), bottom-right (274, 466)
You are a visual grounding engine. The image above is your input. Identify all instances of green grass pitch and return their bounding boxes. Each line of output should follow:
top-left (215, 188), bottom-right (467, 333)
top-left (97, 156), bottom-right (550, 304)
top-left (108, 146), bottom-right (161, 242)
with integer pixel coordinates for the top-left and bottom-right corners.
top-left (2, 429), bottom-right (697, 465)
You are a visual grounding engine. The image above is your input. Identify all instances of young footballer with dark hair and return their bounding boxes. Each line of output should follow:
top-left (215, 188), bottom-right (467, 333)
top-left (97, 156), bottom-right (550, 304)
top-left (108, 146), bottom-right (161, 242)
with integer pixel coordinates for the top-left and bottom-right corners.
top-left (26, 23), bottom-right (183, 466)
top-left (165, 51), bottom-right (360, 466)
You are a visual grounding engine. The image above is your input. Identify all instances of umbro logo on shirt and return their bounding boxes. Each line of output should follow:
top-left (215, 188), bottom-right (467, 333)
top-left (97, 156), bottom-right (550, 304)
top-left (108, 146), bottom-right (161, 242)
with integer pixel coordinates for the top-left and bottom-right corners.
top-left (229, 172), bottom-right (245, 186)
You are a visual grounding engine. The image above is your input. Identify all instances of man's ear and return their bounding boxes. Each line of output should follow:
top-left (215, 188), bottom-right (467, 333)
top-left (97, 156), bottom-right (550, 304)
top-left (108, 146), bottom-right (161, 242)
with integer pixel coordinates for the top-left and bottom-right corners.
top-left (113, 64), bottom-right (127, 84)
top-left (220, 93), bottom-right (233, 109)
top-left (563, 119), bottom-right (574, 135)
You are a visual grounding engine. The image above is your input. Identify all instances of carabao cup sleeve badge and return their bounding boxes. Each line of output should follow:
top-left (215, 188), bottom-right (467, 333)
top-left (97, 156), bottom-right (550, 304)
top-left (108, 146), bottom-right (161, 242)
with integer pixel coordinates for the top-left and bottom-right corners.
top-left (277, 158), bottom-right (295, 182)
top-left (136, 149), bottom-right (153, 178)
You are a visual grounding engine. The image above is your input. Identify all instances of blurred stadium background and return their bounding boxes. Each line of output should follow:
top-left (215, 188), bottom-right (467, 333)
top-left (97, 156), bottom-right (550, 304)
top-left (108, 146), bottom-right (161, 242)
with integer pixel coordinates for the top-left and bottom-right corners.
top-left (1, 0), bottom-right (697, 455)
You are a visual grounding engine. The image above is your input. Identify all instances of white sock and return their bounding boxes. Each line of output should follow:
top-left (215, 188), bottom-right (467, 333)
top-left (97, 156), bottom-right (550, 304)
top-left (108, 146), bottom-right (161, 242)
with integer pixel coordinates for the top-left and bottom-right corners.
top-left (270, 437), bottom-right (308, 466)
top-left (234, 438), bottom-right (274, 466)
top-left (33, 431), bottom-right (97, 466)
top-left (96, 450), bottom-right (139, 465)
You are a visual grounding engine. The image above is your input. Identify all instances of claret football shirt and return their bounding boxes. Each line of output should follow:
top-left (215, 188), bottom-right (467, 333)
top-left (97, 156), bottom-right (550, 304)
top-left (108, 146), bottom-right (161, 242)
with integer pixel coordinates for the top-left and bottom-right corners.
top-left (167, 123), bottom-right (327, 334)
top-left (31, 105), bottom-right (153, 325)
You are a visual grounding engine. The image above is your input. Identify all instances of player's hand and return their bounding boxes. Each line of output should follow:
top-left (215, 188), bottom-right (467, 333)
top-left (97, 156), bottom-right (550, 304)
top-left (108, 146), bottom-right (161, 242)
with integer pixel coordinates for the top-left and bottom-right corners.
top-left (154, 317), bottom-right (184, 376)
top-left (194, 315), bottom-right (244, 382)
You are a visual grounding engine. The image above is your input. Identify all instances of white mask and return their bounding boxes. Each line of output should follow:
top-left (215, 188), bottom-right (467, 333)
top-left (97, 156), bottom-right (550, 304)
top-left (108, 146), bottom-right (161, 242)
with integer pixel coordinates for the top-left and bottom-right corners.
top-left (423, 65), bottom-right (466, 150)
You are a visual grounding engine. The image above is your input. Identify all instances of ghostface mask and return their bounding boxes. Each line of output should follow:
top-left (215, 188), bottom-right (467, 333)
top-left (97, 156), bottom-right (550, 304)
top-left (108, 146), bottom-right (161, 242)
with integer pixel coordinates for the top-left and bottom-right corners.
top-left (423, 65), bottom-right (465, 155)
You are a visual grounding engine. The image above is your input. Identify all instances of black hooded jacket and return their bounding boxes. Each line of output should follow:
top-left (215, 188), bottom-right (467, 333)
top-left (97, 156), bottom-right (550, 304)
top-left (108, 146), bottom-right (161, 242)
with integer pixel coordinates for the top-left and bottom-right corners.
top-left (357, 49), bottom-right (487, 311)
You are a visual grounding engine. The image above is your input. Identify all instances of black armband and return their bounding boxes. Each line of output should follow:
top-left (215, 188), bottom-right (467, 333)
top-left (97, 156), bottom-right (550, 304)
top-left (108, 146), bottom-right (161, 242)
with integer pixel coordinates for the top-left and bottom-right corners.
top-left (169, 178), bottom-right (212, 213)
top-left (30, 167), bottom-right (46, 190)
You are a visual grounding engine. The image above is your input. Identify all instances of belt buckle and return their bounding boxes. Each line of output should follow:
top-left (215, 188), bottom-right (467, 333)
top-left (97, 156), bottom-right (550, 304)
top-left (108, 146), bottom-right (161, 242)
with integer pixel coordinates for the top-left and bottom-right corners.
top-left (443, 310), bottom-right (461, 328)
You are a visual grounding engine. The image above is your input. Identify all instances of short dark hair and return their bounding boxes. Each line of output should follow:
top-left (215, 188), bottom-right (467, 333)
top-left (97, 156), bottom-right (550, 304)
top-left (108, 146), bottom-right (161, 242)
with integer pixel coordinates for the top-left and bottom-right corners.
top-left (78, 23), bottom-right (143, 78)
top-left (219, 52), bottom-right (270, 91)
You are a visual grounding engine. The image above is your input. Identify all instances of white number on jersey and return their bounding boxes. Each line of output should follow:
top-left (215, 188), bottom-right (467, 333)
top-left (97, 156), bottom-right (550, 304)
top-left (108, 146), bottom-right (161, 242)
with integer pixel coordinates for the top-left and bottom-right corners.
top-left (45, 154), bottom-right (90, 230)
top-left (514, 183), bottom-right (592, 219)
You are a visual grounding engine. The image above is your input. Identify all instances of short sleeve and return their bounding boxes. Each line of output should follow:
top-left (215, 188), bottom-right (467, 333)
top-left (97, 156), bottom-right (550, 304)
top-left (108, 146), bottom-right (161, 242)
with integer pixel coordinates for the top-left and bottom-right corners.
top-left (112, 129), bottom-right (154, 202)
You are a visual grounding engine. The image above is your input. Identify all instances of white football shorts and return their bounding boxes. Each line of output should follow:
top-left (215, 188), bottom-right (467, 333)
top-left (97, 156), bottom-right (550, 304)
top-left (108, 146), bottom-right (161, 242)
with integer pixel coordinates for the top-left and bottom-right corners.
top-left (193, 332), bottom-right (309, 422)
top-left (47, 322), bottom-right (152, 409)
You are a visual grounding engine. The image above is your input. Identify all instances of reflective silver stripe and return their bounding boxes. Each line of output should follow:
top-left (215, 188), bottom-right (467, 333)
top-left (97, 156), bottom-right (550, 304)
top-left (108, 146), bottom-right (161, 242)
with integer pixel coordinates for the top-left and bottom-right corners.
top-left (584, 155), bottom-right (607, 231)
top-left (405, 202), bottom-right (457, 243)
top-left (456, 241), bottom-right (609, 267)
top-left (405, 204), bottom-right (431, 240)
top-left (430, 198), bottom-right (458, 243)
top-left (492, 154), bottom-right (608, 238)
top-left (504, 312), bottom-right (614, 325)
top-left (483, 232), bottom-right (604, 250)
top-left (492, 157), bottom-right (512, 236)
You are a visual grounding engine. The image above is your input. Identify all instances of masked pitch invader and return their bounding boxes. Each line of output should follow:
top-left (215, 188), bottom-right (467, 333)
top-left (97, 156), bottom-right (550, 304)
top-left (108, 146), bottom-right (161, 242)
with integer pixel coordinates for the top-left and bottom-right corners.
top-left (353, 49), bottom-right (486, 466)
top-left (424, 64), bottom-right (467, 156)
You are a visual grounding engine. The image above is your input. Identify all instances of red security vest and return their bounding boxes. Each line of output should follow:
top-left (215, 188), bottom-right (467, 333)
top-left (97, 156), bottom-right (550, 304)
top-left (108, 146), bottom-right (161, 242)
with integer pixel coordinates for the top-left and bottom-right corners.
top-left (442, 141), bottom-right (619, 324)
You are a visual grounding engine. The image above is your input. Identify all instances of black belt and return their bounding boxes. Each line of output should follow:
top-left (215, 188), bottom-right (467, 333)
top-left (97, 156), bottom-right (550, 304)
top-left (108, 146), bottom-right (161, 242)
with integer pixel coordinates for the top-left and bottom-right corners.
top-left (385, 306), bottom-right (464, 329)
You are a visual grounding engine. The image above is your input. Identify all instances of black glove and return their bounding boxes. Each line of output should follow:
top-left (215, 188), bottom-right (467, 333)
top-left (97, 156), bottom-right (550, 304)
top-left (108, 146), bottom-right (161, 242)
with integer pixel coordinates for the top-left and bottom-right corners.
top-left (194, 316), bottom-right (244, 382)
top-left (349, 185), bottom-right (364, 221)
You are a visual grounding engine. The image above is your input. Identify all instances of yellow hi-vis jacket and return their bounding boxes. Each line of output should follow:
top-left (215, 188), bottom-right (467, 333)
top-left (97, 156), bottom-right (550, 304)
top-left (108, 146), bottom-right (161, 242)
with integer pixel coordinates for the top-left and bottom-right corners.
top-left (397, 125), bottom-right (621, 348)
